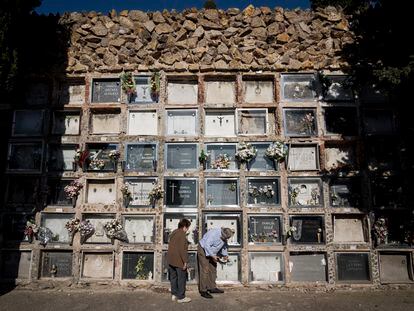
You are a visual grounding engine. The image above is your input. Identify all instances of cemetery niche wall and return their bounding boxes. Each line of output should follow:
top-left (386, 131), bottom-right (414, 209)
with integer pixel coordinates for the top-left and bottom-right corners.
top-left (1, 6), bottom-right (412, 290)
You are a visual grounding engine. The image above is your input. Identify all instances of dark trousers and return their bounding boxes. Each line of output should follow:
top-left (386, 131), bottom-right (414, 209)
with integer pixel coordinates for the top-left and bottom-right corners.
top-left (197, 244), bottom-right (217, 292)
top-left (169, 265), bottom-right (187, 299)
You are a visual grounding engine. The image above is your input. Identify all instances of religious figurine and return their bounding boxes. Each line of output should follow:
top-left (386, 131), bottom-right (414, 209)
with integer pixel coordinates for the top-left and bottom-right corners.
top-left (50, 264), bottom-right (57, 277)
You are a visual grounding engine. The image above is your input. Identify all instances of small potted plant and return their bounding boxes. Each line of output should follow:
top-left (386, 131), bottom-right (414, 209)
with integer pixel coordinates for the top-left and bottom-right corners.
top-left (121, 183), bottom-right (132, 208)
top-left (199, 150), bottom-right (208, 170)
top-left (108, 150), bottom-right (121, 172)
top-left (120, 71), bottom-right (136, 103)
top-left (64, 179), bottom-right (83, 207)
top-left (235, 142), bottom-right (257, 171)
top-left (148, 183), bottom-right (163, 207)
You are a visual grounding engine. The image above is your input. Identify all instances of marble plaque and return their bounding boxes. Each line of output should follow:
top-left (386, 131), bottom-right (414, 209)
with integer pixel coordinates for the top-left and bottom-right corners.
top-left (129, 76), bottom-right (154, 103)
top-left (281, 74), bottom-right (316, 101)
top-left (91, 112), bottom-right (120, 134)
top-left (248, 215), bottom-right (281, 244)
top-left (249, 252), bottom-right (283, 283)
top-left (91, 79), bottom-right (120, 103)
top-left (128, 111), bottom-right (158, 135)
top-left (336, 253), bottom-right (371, 282)
top-left (289, 253), bottom-right (327, 282)
top-left (126, 178), bottom-right (156, 207)
top-left (123, 216), bottom-right (155, 243)
top-left (216, 253), bottom-right (240, 283)
top-left (41, 251), bottom-right (72, 278)
top-left (13, 110), bottom-right (44, 136)
top-left (82, 252), bottom-right (113, 279)
top-left (125, 143), bottom-right (156, 171)
top-left (205, 110), bottom-right (236, 137)
top-left (166, 110), bottom-right (197, 136)
top-left (205, 81), bottom-right (236, 104)
top-left (167, 81), bottom-right (198, 105)
top-left (334, 216), bottom-right (366, 243)
top-left (122, 252), bottom-right (154, 280)
top-left (41, 213), bottom-right (74, 243)
top-left (83, 214), bottom-right (115, 243)
top-left (379, 253), bottom-right (413, 283)
top-left (0, 251), bottom-right (31, 279)
top-left (237, 109), bottom-right (267, 135)
top-left (206, 144), bottom-right (237, 170)
top-left (8, 143), bottom-right (42, 171)
top-left (165, 179), bottom-right (197, 207)
top-left (48, 145), bottom-right (76, 171)
top-left (249, 143), bottom-right (275, 171)
top-left (52, 112), bottom-right (80, 135)
top-left (86, 180), bottom-right (116, 205)
top-left (205, 213), bottom-right (241, 246)
top-left (166, 144), bottom-right (197, 170)
top-left (206, 179), bottom-right (239, 207)
top-left (163, 213), bottom-right (198, 244)
top-left (59, 82), bottom-right (85, 105)
top-left (288, 145), bottom-right (318, 171)
top-left (283, 109), bottom-right (317, 137)
top-left (244, 80), bottom-right (274, 103)
top-left (289, 178), bottom-right (322, 207)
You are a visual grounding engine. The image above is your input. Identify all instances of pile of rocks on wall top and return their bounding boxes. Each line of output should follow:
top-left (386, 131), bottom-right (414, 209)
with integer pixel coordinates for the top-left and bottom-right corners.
top-left (62, 5), bottom-right (354, 74)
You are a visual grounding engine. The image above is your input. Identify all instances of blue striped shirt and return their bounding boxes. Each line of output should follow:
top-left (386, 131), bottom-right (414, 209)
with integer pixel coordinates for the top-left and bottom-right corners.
top-left (199, 228), bottom-right (228, 257)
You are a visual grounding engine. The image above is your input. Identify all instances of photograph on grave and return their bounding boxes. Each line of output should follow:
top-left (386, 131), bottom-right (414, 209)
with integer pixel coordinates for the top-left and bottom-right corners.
top-left (47, 179), bottom-right (73, 206)
top-left (0, 251), bottom-right (31, 280)
top-left (52, 111), bottom-right (81, 135)
top-left (129, 76), bottom-right (158, 103)
top-left (333, 215), bottom-right (367, 243)
top-left (288, 178), bottom-right (323, 207)
top-left (165, 178), bottom-right (198, 208)
top-left (363, 109), bottom-right (395, 136)
top-left (122, 252), bottom-right (154, 280)
top-left (41, 213), bottom-right (74, 243)
top-left (86, 179), bottom-right (116, 205)
top-left (81, 252), bottom-right (113, 279)
top-left (90, 110), bottom-right (120, 134)
top-left (48, 144), bottom-right (77, 171)
top-left (288, 144), bottom-right (319, 171)
top-left (336, 252), bottom-right (371, 282)
top-left (246, 178), bottom-right (280, 206)
top-left (324, 145), bottom-right (356, 172)
top-left (283, 109), bottom-right (317, 137)
top-left (281, 74), bottom-right (316, 101)
top-left (25, 82), bottom-right (49, 106)
top-left (216, 253), bottom-right (240, 283)
top-left (248, 215), bottom-right (282, 244)
top-left (243, 79), bottom-right (274, 103)
top-left (324, 107), bottom-right (358, 136)
top-left (2, 213), bottom-right (35, 242)
top-left (163, 213), bottom-right (198, 244)
top-left (124, 178), bottom-right (157, 207)
top-left (7, 142), bottom-right (42, 171)
top-left (204, 213), bottom-right (241, 246)
top-left (372, 211), bottom-right (413, 247)
top-left (289, 252), bottom-right (327, 282)
top-left (82, 214), bottom-right (115, 243)
top-left (166, 109), bottom-right (197, 136)
top-left (12, 110), bottom-right (44, 136)
top-left (322, 75), bottom-right (354, 101)
top-left (249, 252), bottom-right (284, 283)
top-left (205, 144), bottom-right (237, 170)
top-left (7, 176), bottom-right (39, 204)
top-left (128, 111), bottom-right (158, 135)
top-left (204, 110), bottom-right (236, 137)
top-left (167, 80), bottom-right (198, 105)
top-left (205, 80), bottom-right (236, 104)
top-left (123, 215), bottom-right (155, 244)
top-left (58, 81), bottom-right (85, 105)
top-left (249, 143), bottom-right (276, 171)
top-left (162, 251), bottom-right (197, 283)
top-left (329, 178), bottom-right (360, 208)
top-left (379, 252), bottom-right (413, 283)
top-left (205, 178), bottom-right (239, 207)
top-left (371, 176), bottom-right (404, 209)
top-left (366, 139), bottom-right (399, 172)
top-left (237, 109), bottom-right (268, 135)
top-left (125, 143), bottom-right (157, 171)
top-left (41, 251), bottom-right (72, 278)
top-left (289, 216), bottom-right (325, 244)
top-left (91, 79), bottom-right (120, 103)
top-left (166, 143), bottom-right (197, 170)
top-left (85, 144), bottom-right (118, 171)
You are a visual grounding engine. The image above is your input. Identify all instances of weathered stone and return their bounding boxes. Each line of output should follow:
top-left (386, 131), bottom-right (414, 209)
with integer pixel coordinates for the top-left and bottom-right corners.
top-left (183, 20), bottom-right (196, 31)
top-left (109, 38), bottom-right (126, 47)
top-left (276, 32), bottom-right (290, 43)
top-left (204, 9), bottom-right (219, 21)
top-left (299, 22), bottom-right (311, 33)
top-left (335, 20), bottom-right (349, 31)
top-left (119, 16), bottom-right (134, 29)
top-left (217, 43), bottom-right (229, 54)
top-left (175, 28), bottom-right (187, 41)
top-left (251, 27), bottom-right (267, 38)
top-left (91, 23), bottom-right (108, 36)
top-left (144, 20), bottom-right (156, 32)
top-left (251, 16), bottom-right (265, 28)
top-left (214, 59), bottom-right (228, 70)
top-left (241, 52), bottom-right (253, 64)
top-left (128, 10), bottom-right (149, 22)
top-left (268, 22), bottom-right (281, 36)
top-left (192, 26), bottom-right (205, 38)
top-left (152, 11), bottom-right (166, 23)
top-left (174, 61), bottom-right (188, 71)
top-left (84, 35), bottom-right (101, 43)
top-left (199, 19), bottom-right (222, 30)
top-left (227, 8), bottom-right (240, 15)
top-left (103, 52), bottom-right (117, 66)
top-left (154, 23), bottom-right (174, 34)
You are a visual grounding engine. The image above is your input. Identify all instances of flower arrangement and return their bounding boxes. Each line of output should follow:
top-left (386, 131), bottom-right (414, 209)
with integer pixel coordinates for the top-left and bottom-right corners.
top-left (211, 153), bottom-right (230, 169)
top-left (89, 159), bottom-right (105, 170)
top-left (108, 150), bottom-right (120, 162)
top-left (65, 218), bottom-right (80, 235)
top-left (104, 219), bottom-right (128, 242)
top-left (24, 219), bottom-right (39, 243)
top-left (235, 142), bottom-right (257, 163)
top-left (289, 186), bottom-right (300, 205)
top-left (228, 183), bottom-right (237, 192)
top-left (135, 256), bottom-right (150, 280)
top-left (251, 230), bottom-right (279, 243)
top-left (248, 185), bottom-right (260, 198)
top-left (249, 184), bottom-right (275, 204)
top-left (121, 184), bottom-right (132, 199)
top-left (301, 113), bottom-right (315, 134)
top-left (265, 141), bottom-right (288, 162)
top-left (74, 149), bottom-right (89, 168)
top-left (79, 220), bottom-right (95, 244)
top-left (38, 227), bottom-right (53, 246)
top-left (373, 218), bottom-right (388, 244)
top-left (120, 72), bottom-right (136, 95)
top-left (64, 179), bottom-right (83, 199)
top-left (286, 226), bottom-right (297, 238)
top-left (150, 72), bottom-right (160, 100)
top-left (148, 183), bottom-right (163, 204)
top-left (199, 150), bottom-right (208, 163)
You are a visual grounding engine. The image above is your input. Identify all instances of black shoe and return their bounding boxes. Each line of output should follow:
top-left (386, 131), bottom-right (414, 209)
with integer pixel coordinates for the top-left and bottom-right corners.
top-left (208, 288), bottom-right (224, 294)
top-left (200, 291), bottom-right (213, 299)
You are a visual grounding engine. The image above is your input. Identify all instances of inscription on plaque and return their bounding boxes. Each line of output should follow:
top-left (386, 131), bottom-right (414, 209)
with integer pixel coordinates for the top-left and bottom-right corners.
top-left (336, 253), bottom-right (371, 282)
top-left (289, 253), bottom-right (327, 282)
top-left (167, 81), bottom-right (198, 105)
top-left (122, 252), bottom-right (154, 280)
top-left (248, 215), bottom-right (281, 244)
top-left (166, 144), bottom-right (197, 170)
top-left (0, 251), bottom-right (31, 279)
top-left (205, 213), bottom-right (241, 246)
top-left (126, 178), bottom-right (156, 206)
top-left (59, 82), bottom-right (85, 105)
top-left (41, 251), bottom-right (72, 277)
top-left (249, 143), bottom-right (275, 171)
top-left (86, 180), bottom-right (116, 205)
top-left (290, 216), bottom-right (324, 244)
top-left (86, 144), bottom-right (117, 171)
top-left (165, 179), bottom-right (197, 207)
top-left (129, 76), bottom-right (156, 103)
top-left (244, 80), bottom-right (274, 103)
top-left (205, 110), bottom-right (236, 137)
top-left (216, 253), bottom-right (240, 283)
top-left (330, 179), bottom-right (359, 207)
top-left (166, 110), bottom-right (197, 136)
top-left (124, 216), bottom-right (154, 244)
top-left (126, 144), bottom-right (156, 171)
top-left (91, 79), bottom-right (120, 103)
top-left (205, 81), bottom-right (235, 104)
top-left (206, 179), bottom-right (238, 207)
top-left (82, 252), bottom-right (113, 279)
top-left (13, 110), bottom-right (44, 136)
top-left (206, 144), bottom-right (237, 170)
top-left (83, 214), bottom-right (115, 243)
top-left (249, 253), bottom-right (283, 283)
top-left (334, 216), bottom-right (366, 243)
top-left (128, 111), bottom-right (158, 135)
top-left (247, 178), bottom-right (279, 206)
top-left (288, 145), bottom-right (318, 171)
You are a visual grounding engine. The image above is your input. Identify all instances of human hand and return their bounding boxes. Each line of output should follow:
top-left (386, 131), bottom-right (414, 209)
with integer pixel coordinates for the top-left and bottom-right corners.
top-left (210, 256), bottom-right (219, 262)
top-left (183, 263), bottom-right (187, 270)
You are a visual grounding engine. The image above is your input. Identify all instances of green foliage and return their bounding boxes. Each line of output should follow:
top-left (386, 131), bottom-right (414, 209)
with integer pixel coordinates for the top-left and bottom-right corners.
top-left (203, 0), bottom-right (217, 9)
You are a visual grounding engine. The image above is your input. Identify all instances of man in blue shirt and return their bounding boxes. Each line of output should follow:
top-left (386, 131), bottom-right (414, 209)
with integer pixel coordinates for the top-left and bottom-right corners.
top-left (197, 227), bottom-right (234, 299)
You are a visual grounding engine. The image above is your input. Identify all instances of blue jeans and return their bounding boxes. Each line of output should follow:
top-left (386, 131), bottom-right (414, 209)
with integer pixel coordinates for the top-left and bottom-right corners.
top-left (169, 265), bottom-right (187, 299)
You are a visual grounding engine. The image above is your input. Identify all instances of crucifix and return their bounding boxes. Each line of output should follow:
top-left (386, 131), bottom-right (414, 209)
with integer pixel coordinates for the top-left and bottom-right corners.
top-left (169, 182), bottom-right (177, 203)
top-left (216, 116), bottom-right (225, 126)
top-left (251, 218), bottom-right (259, 235)
top-left (141, 85), bottom-right (148, 99)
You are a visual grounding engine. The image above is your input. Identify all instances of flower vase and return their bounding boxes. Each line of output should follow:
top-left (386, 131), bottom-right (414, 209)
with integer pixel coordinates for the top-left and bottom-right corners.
top-left (254, 197), bottom-right (258, 204)
top-left (69, 232), bottom-right (75, 246)
top-left (72, 162), bottom-right (77, 172)
top-left (82, 163), bottom-right (87, 172)
top-left (113, 160), bottom-right (118, 173)
top-left (246, 161), bottom-right (251, 171)
top-left (72, 196), bottom-right (77, 208)
top-left (123, 197), bottom-right (130, 208)
top-left (201, 161), bottom-right (206, 170)
top-left (151, 199), bottom-right (156, 208)
top-left (273, 160), bottom-right (278, 171)
top-left (80, 235), bottom-right (86, 245)
top-left (111, 238), bottom-right (115, 245)
top-left (121, 161), bottom-right (126, 172)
